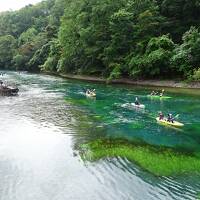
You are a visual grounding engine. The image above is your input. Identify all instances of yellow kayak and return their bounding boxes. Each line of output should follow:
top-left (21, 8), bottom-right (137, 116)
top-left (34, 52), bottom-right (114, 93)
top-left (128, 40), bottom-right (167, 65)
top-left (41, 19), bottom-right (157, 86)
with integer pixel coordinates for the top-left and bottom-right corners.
top-left (86, 92), bottom-right (96, 97)
top-left (156, 117), bottom-right (184, 127)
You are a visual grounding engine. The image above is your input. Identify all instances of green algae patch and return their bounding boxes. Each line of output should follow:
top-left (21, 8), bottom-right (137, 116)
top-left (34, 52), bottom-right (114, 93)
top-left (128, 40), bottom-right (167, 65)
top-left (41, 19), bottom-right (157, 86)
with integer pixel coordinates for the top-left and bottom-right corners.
top-left (129, 121), bottom-right (144, 129)
top-left (80, 139), bottom-right (200, 177)
top-left (65, 98), bottom-right (91, 106)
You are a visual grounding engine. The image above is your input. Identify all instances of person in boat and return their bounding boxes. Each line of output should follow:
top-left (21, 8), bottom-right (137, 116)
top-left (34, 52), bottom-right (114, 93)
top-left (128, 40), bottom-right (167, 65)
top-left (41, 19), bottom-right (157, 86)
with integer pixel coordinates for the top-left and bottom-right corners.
top-left (135, 97), bottom-right (140, 105)
top-left (167, 113), bottom-right (174, 123)
top-left (160, 89), bottom-right (165, 97)
top-left (0, 80), bottom-right (6, 89)
top-left (86, 89), bottom-right (91, 95)
top-left (159, 112), bottom-right (164, 120)
top-left (150, 90), bottom-right (155, 96)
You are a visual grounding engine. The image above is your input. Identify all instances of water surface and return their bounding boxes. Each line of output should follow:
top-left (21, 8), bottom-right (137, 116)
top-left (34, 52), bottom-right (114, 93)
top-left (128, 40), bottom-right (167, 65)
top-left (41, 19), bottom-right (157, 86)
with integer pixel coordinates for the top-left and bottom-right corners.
top-left (0, 71), bottom-right (200, 200)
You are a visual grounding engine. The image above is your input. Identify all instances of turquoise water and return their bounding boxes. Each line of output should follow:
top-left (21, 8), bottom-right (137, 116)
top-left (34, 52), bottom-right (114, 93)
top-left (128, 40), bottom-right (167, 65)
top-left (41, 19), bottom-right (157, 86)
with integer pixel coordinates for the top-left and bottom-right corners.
top-left (0, 71), bottom-right (200, 200)
top-left (64, 80), bottom-right (200, 154)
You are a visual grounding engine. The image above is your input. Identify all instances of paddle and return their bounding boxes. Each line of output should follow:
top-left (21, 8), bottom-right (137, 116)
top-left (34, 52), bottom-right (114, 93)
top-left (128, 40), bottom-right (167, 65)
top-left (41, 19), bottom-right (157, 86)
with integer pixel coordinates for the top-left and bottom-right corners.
top-left (173, 114), bottom-right (180, 119)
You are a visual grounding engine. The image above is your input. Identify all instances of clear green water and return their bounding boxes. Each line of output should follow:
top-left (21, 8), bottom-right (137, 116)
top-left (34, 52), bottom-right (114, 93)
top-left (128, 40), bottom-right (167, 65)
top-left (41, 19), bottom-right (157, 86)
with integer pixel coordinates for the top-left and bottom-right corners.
top-left (0, 71), bottom-right (200, 200)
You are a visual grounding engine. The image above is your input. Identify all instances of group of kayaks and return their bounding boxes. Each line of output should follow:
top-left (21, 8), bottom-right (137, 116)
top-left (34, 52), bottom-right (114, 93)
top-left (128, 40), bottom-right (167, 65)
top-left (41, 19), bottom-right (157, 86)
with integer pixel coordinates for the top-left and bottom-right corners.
top-left (85, 89), bottom-right (184, 128)
top-left (133, 90), bottom-right (185, 128)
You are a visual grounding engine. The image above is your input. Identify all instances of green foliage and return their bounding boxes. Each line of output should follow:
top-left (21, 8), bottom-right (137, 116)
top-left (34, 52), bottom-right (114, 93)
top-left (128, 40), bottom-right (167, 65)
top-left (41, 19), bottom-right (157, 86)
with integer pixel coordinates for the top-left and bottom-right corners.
top-left (192, 68), bottom-right (200, 81)
top-left (12, 54), bottom-right (28, 70)
top-left (18, 28), bottom-right (38, 46)
top-left (107, 63), bottom-right (122, 80)
top-left (0, 0), bottom-right (200, 80)
top-left (41, 39), bottom-right (61, 72)
top-left (129, 35), bottom-right (175, 78)
top-left (160, 0), bottom-right (200, 42)
top-left (0, 35), bottom-right (16, 68)
top-left (171, 27), bottom-right (200, 78)
top-left (28, 43), bottom-right (51, 71)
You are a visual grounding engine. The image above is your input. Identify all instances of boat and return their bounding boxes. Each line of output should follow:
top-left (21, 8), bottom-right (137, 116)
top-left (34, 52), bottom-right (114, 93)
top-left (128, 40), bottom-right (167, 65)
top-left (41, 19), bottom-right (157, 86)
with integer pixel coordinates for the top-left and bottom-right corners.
top-left (156, 117), bottom-right (184, 127)
top-left (86, 91), bottom-right (96, 97)
top-left (131, 103), bottom-right (145, 109)
top-left (147, 95), bottom-right (172, 99)
top-left (0, 86), bottom-right (19, 96)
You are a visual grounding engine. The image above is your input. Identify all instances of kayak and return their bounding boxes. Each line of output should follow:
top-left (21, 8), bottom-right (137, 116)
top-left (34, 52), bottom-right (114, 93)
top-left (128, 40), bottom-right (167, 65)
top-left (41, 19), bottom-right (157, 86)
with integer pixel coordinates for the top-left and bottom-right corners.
top-left (86, 92), bottom-right (96, 97)
top-left (156, 117), bottom-right (184, 127)
top-left (147, 95), bottom-right (172, 99)
top-left (131, 103), bottom-right (145, 109)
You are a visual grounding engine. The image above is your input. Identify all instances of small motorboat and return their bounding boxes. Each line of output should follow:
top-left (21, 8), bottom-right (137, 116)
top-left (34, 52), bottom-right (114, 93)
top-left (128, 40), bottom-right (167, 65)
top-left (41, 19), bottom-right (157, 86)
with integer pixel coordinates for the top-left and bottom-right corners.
top-left (0, 86), bottom-right (19, 96)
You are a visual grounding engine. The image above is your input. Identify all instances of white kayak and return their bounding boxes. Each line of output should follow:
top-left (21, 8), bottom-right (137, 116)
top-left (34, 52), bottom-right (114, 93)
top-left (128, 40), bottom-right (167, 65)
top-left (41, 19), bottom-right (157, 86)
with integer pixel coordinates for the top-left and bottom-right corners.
top-left (131, 103), bottom-right (145, 109)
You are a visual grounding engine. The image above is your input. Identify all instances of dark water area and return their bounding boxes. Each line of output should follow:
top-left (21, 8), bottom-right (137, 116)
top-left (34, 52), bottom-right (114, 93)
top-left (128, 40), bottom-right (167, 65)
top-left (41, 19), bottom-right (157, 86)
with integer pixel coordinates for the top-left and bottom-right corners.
top-left (0, 71), bottom-right (200, 200)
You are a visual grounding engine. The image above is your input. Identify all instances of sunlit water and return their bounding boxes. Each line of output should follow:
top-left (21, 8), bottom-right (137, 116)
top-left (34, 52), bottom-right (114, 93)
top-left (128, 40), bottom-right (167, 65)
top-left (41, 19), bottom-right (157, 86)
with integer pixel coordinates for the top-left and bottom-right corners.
top-left (0, 71), bottom-right (199, 200)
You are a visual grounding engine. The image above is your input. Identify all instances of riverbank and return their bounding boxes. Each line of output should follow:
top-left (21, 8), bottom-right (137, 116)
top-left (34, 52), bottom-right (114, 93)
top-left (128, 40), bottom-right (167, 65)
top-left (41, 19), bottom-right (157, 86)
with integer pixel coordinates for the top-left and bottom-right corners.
top-left (45, 72), bottom-right (200, 89)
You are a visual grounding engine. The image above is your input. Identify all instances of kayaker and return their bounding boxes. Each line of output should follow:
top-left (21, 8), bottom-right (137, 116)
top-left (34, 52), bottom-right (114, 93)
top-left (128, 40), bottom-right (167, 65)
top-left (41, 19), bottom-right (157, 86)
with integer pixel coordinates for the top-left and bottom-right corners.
top-left (167, 114), bottom-right (174, 123)
top-left (160, 89), bottom-right (165, 97)
top-left (135, 97), bottom-right (140, 105)
top-left (150, 91), bottom-right (155, 96)
top-left (86, 89), bottom-right (91, 95)
top-left (0, 80), bottom-right (6, 88)
top-left (159, 112), bottom-right (164, 120)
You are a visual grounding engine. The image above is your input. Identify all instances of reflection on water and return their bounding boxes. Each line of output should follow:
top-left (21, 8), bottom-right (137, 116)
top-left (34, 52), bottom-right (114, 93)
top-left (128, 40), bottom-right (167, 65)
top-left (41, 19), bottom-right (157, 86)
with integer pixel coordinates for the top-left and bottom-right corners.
top-left (0, 71), bottom-right (199, 200)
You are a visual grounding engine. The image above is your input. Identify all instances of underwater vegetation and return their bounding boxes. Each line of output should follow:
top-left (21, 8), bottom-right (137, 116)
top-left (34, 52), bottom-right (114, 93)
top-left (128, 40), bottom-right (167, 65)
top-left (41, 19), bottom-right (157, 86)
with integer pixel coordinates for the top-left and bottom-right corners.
top-left (79, 139), bottom-right (200, 177)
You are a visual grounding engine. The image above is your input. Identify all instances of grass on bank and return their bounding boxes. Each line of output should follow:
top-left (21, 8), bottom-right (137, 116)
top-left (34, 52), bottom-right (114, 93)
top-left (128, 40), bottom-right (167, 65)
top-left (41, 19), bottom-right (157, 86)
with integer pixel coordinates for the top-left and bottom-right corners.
top-left (80, 139), bottom-right (200, 177)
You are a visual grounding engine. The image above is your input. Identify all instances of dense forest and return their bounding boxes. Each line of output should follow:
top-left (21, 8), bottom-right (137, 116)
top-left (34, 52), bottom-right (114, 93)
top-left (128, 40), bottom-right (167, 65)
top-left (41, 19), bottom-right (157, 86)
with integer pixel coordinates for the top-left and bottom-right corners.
top-left (0, 0), bottom-right (200, 80)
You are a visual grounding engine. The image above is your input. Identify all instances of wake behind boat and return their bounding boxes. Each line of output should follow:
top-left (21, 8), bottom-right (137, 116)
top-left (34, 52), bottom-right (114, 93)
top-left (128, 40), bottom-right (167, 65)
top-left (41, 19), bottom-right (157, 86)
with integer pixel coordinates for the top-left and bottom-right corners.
top-left (131, 103), bottom-right (145, 109)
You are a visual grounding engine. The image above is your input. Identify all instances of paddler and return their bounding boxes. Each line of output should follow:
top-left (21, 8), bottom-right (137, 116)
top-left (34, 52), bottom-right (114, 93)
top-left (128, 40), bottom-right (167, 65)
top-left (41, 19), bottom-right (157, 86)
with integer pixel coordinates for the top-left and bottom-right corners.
top-left (160, 89), bottom-right (165, 97)
top-left (159, 111), bottom-right (164, 120)
top-left (150, 90), bottom-right (155, 96)
top-left (135, 97), bottom-right (140, 105)
top-left (86, 89), bottom-right (91, 95)
top-left (167, 113), bottom-right (174, 123)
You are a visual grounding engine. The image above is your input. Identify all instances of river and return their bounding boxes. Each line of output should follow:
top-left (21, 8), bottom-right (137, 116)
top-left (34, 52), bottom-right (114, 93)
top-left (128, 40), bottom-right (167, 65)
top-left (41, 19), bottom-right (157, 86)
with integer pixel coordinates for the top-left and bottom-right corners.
top-left (0, 71), bottom-right (200, 200)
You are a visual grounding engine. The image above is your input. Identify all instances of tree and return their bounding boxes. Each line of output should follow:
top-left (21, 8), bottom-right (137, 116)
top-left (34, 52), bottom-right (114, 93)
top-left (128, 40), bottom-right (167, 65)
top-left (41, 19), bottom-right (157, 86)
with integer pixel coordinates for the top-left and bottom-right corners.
top-left (171, 26), bottom-right (200, 78)
top-left (129, 35), bottom-right (175, 78)
top-left (0, 35), bottom-right (16, 68)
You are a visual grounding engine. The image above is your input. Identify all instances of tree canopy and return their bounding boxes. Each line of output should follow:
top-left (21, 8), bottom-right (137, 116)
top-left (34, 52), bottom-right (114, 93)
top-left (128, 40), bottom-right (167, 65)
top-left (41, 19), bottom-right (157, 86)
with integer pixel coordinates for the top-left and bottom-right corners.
top-left (0, 0), bottom-right (200, 80)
